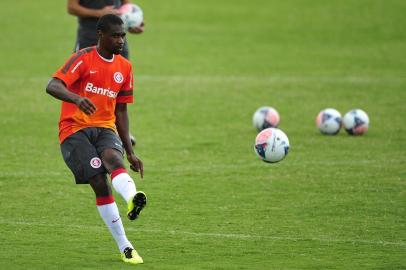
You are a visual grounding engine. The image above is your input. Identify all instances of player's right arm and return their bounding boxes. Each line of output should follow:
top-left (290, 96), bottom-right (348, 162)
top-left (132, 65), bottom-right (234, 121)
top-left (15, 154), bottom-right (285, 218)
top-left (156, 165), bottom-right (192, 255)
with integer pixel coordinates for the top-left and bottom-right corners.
top-left (67, 0), bottom-right (120, 18)
top-left (46, 78), bottom-right (96, 115)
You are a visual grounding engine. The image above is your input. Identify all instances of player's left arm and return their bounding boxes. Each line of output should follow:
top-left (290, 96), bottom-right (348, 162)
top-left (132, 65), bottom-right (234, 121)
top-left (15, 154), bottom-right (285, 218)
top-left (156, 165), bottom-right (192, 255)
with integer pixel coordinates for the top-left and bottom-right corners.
top-left (115, 103), bottom-right (132, 154)
top-left (115, 103), bottom-right (144, 178)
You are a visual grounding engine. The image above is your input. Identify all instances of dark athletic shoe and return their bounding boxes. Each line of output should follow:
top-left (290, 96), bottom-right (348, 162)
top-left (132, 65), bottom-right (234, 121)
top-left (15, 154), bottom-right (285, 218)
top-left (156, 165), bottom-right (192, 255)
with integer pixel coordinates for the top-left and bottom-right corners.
top-left (130, 134), bottom-right (136, 146)
top-left (127, 191), bottom-right (147, 221)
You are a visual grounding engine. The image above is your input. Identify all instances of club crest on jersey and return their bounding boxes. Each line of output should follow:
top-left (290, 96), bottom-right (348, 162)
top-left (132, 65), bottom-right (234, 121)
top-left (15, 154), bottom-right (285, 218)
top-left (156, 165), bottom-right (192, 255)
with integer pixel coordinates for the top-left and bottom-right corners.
top-left (114, 72), bottom-right (124, 83)
top-left (90, 157), bottom-right (102, 168)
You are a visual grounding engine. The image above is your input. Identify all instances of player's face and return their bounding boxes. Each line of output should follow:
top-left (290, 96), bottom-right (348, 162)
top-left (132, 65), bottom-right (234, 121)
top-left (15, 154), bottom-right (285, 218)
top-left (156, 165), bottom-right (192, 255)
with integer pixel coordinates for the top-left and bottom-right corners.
top-left (101, 24), bottom-right (126, 55)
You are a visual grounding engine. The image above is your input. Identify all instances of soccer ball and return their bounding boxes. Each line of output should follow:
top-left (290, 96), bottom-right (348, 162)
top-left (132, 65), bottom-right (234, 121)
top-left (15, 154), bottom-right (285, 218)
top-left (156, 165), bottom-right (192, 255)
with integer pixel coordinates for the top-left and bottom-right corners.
top-left (343, 109), bottom-right (369, 135)
top-left (119, 3), bottom-right (143, 29)
top-left (252, 106), bottom-right (280, 131)
top-left (254, 128), bottom-right (290, 163)
top-left (316, 108), bottom-right (342, 135)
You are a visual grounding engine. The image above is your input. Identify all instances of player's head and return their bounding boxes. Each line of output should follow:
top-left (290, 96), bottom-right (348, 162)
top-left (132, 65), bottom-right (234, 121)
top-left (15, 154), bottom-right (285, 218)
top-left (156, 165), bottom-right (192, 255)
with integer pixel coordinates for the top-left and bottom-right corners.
top-left (96, 14), bottom-right (126, 55)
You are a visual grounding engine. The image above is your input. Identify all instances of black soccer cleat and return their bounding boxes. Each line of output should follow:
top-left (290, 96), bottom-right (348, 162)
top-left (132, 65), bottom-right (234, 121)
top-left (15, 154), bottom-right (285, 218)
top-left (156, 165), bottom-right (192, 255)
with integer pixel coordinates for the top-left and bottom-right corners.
top-left (127, 191), bottom-right (147, 220)
top-left (130, 134), bottom-right (136, 146)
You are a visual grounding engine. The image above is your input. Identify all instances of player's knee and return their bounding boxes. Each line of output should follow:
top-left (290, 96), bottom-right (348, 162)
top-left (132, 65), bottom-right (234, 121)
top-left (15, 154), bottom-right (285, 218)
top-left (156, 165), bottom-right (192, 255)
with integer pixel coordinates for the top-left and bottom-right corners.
top-left (89, 174), bottom-right (111, 196)
top-left (101, 148), bottom-right (125, 172)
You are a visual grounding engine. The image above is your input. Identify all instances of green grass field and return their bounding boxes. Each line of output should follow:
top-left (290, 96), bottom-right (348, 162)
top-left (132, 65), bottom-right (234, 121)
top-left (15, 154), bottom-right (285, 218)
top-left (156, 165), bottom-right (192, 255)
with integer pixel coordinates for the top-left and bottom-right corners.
top-left (0, 0), bottom-right (405, 269)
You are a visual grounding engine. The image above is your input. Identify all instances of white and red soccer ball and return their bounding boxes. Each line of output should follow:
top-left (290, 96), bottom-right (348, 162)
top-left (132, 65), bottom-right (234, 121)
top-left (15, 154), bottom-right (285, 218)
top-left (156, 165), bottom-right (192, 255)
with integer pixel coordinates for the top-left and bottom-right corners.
top-left (254, 128), bottom-right (290, 163)
top-left (316, 108), bottom-right (342, 135)
top-left (119, 3), bottom-right (143, 30)
top-left (252, 106), bottom-right (280, 131)
top-left (343, 109), bottom-right (369, 135)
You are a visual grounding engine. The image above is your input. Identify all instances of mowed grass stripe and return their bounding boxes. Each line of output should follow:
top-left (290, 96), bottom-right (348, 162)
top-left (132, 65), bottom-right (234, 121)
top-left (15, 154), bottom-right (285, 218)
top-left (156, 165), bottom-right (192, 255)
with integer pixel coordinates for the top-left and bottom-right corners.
top-left (1, 220), bottom-right (404, 247)
top-left (1, 74), bottom-right (406, 86)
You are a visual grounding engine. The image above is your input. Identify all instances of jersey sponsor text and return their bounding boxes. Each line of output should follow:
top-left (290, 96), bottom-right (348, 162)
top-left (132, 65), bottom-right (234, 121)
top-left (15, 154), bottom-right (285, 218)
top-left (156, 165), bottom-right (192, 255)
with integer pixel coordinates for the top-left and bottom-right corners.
top-left (85, 82), bottom-right (117, 98)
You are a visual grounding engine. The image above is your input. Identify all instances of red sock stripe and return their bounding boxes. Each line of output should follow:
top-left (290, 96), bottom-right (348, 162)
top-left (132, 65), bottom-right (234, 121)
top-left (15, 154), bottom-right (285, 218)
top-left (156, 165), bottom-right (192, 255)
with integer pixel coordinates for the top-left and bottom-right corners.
top-left (111, 167), bottom-right (127, 180)
top-left (96, 195), bottom-right (115, 206)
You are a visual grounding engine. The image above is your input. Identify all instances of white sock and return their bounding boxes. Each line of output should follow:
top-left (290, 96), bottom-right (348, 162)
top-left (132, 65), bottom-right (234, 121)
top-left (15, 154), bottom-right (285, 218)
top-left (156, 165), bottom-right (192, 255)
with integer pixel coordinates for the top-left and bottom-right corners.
top-left (96, 197), bottom-right (133, 253)
top-left (111, 168), bottom-right (137, 203)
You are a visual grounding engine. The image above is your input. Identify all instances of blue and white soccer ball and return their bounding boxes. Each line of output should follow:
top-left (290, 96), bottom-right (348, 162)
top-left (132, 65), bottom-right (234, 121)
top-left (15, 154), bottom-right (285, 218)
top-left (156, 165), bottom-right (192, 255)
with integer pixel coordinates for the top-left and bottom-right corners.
top-left (343, 109), bottom-right (369, 135)
top-left (316, 108), bottom-right (342, 135)
top-left (252, 106), bottom-right (280, 131)
top-left (119, 3), bottom-right (143, 30)
top-left (254, 128), bottom-right (290, 163)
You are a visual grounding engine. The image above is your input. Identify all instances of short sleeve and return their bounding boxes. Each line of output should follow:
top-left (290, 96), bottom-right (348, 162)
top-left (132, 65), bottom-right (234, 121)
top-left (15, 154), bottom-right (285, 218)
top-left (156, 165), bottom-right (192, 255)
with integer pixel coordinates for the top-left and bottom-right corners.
top-left (116, 65), bottom-right (134, 103)
top-left (52, 52), bottom-right (85, 87)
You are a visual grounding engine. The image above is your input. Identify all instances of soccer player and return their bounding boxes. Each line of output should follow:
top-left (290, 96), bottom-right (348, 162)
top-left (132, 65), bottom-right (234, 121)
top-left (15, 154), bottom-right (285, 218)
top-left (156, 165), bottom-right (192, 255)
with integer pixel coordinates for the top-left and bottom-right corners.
top-left (67, 0), bottom-right (145, 145)
top-left (67, 0), bottom-right (144, 58)
top-left (46, 14), bottom-right (146, 265)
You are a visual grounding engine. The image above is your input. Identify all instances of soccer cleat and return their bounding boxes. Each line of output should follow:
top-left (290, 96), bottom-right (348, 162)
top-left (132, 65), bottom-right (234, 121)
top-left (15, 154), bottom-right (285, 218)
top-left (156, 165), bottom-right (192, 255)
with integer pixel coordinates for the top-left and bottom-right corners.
top-left (127, 191), bottom-right (147, 220)
top-left (130, 134), bottom-right (136, 146)
top-left (121, 247), bottom-right (143, 264)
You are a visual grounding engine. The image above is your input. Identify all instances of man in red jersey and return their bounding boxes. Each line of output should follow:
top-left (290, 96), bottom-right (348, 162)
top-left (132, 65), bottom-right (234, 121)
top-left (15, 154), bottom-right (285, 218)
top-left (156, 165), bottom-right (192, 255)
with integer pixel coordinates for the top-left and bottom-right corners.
top-left (46, 14), bottom-right (146, 265)
top-left (67, 0), bottom-right (145, 146)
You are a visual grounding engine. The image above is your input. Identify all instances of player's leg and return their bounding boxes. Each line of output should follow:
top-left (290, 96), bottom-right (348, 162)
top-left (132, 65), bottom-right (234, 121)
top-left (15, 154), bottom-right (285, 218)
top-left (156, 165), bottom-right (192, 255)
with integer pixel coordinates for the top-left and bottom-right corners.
top-left (74, 33), bottom-right (98, 52)
top-left (89, 174), bottom-right (133, 252)
top-left (101, 148), bottom-right (136, 202)
top-left (101, 148), bottom-right (147, 220)
top-left (120, 39), bottom-right (130, 59)
top-left (60, 128), bottom-right (142, 264)
top-left (89, 174), bottom-right (142, 264)
top-left (96, 128), bottom-right (146, 220)
top-left (94, 128), bottom-right (145, 264)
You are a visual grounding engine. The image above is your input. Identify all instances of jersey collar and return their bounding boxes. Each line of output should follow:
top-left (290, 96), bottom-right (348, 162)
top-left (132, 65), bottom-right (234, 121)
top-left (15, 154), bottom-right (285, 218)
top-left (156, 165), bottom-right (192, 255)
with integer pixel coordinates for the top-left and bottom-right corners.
top-left (96, 49), bottom-right (115, 63)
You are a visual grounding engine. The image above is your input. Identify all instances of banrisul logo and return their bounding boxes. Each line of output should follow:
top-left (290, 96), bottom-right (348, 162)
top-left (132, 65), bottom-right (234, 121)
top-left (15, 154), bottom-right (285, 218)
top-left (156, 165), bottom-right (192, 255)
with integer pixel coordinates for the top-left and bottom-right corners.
top-left (85, 83), bottom-right (117, 98)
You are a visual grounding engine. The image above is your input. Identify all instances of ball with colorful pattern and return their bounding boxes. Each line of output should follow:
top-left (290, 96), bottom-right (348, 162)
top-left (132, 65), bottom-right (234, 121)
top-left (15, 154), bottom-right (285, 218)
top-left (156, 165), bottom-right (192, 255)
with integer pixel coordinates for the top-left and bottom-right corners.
top-left (119, 3), bottom-right (143, 30)
top-left (343, 109), bottom-right (369, 135)
top-left (252, 106), bottom-right (280, 131)
top-left (316, 108), bottom-right (342, 135)
top-left (254, 128), bottom-right (290, 163)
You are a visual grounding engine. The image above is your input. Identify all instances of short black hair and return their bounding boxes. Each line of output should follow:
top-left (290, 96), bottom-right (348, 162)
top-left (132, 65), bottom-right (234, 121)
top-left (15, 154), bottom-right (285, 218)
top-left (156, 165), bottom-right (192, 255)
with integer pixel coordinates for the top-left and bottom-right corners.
top-left (96, 14), bottom-right (124, 33)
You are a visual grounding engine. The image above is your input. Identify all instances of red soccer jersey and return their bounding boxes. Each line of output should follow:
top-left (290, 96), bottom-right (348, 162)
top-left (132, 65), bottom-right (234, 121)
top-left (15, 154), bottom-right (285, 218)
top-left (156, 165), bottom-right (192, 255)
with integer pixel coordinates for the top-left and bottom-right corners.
top-left (52, 46), bottom-right (134, 143)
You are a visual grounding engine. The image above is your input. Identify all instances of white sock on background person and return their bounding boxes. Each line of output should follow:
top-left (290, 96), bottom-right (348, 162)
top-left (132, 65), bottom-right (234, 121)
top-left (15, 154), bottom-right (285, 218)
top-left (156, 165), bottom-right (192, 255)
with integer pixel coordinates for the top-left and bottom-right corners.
top-left (111, 168), bottom-right (137, 203)
top-left (96, 196), bottom-right (133, 253)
